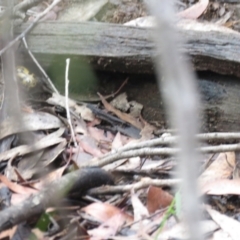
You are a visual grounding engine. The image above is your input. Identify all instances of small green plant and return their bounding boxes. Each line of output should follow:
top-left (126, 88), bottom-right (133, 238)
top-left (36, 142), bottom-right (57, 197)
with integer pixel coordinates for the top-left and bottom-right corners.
top-left (154, 190), bottom-right (181, 240)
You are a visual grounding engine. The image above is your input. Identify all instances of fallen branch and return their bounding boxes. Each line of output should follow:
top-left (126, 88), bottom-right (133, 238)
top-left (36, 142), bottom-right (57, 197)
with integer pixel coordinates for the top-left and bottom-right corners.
top-left (84, 143), bottom-right (240, 168)
top-left (107, 132), bottom-right (240, 155)
top-left (88, 178), bottom-right (180, 195)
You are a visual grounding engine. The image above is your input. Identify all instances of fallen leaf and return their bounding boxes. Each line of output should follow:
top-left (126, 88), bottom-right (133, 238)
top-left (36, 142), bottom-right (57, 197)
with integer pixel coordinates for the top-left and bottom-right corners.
top-left (76, 135), bottom-right (103, 157)
top-left (0, 111), bottom-right (63, 140)
top-left (82, 202), bottom-right (133, 223)
top-left (111, 132), bottom-right (124, 150)
top-left (157, 220), bottom-right (219, 239)
top-left (212, 229), bottom-right (232, 240)
top-left (73, 149), bottom-right (93, 166)
top-left (33, 166), bottom-right (66, 189)
top-left (178, 0), bottom-right (209, 19)
top-left (206, 205), bottom-right (240, 240)
top-left (131, 191), bottom-right (149, 222)
top-left (88, 126), bottom-right (114, 143)
top-left (201, 179), bottom-right (240, 195)
top-left (58, 0), bottom-right (108, 22)
top-left (0, 226), bottom-right (17, 239)
top-left (17, 140), bottom-right (67, 180)
top-left (0, 137), bottom-right (65, 162)
top-left (98, 93), bottom-right (143, 130)
top-left (110, 93), bottom-right (130, 112)
top-left (88, 213), bottom-right (127, 240)
top-left (0, 174), bottom-right (37, 195)
top-left (199, 152), bottom-right (235, 188)
top-left (147, 186), bottom-right (173, 214)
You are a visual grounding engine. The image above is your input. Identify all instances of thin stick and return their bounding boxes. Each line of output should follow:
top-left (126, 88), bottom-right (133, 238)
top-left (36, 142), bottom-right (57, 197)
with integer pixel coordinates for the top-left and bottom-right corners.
top-left (0, 0), bottom-right (63, 56)
top-left (88, 178), bottom-right (180, 195)
top-left (83, 143), bottom-right (240, 168)
top-left (22, 37), bottom-right (59, 94)
top-left (100, 132), bottom-right (240, 160)
top-left (65, 58), bottom-right (77, 147)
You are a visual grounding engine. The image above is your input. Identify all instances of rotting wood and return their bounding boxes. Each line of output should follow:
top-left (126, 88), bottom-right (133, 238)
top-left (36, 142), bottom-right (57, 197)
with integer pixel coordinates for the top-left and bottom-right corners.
top-left (15, 21), bottom-right (240, 77)
top-left (14, 21), bottom-right (240, 132)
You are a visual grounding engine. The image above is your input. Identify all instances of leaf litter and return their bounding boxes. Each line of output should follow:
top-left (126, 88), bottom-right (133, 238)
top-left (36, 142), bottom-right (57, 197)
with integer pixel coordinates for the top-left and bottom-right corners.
top-left (1, 0), bottom-right (240, 239)
top-left (1, 79), bottom-right (239, 239)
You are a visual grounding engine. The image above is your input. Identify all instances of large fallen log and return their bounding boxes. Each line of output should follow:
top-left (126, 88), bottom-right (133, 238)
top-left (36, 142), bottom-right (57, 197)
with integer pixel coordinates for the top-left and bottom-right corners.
top-left (15, 20), bottom-right (240, 77)
top-left (15, 21), bottom-right (240, 132)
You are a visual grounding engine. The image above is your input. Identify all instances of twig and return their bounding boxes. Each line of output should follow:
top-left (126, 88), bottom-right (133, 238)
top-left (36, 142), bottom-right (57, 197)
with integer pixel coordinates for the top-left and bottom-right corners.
top-left (65, 58), bottom-right (77, 148)
top-left (107, 132), bottom-right (240, 156)
top-left (22, 37), bottom-right (59, 94)
top-left (82, 143), bottom-right (240, 168)
top-left (104, 77), bottom-right (129, 99)
top-left (0, 0), bottom-right (63, 56)
top-left (197, 132), bottom-right (240, 141)
top-left (88, 178), bottom-right (180, 195)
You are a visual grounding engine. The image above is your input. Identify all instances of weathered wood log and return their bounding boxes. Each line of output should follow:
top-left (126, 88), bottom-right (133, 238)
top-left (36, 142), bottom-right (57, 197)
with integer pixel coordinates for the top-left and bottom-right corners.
top-left (15, 21), bottom-right (240, 77)
top-left (14, 21), bottom-right (240, 132)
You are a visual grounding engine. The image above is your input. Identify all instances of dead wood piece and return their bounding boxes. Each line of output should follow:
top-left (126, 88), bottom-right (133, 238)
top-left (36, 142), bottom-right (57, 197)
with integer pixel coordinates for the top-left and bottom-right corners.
top-left (15, 21), bottom-right (240, 77)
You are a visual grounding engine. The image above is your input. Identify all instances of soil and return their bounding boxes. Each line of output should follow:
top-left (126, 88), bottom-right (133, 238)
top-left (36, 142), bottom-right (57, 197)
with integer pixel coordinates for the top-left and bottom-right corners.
top-left (96, 0), bottom-right (240, 33)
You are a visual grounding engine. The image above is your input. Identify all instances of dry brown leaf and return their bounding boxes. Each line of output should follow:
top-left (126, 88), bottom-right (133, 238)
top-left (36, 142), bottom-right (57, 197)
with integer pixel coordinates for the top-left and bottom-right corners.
top-left (212, 229), bottom-right (232, 240)
top-left (201, 179), bottom-right (240, 195)
top-left (157, 220), bottom-right (219, 239)
top-left (0, 174), bottom-right (37, 195)
top-left (206, 205), bottom-right (240, 240)
top-left (110, 92), bottom-right (130, 112)
top-left (199, 152), bottom-right (235, 188)
top-left (147, 186), bottom-right (173, 214)
top-left (88, 213), bottom-right (127, 240)
top-left (0, 111), bottom-right (63, 141)
top-left (131, 191), bottom-right (149, 222)
top-left (98, 93), bottom-right (143, 130)
top-left (33, 166), bottom-right (66, 189)
top-left (178, 0), bottom-right (209, 19)
top-left (88, 126), bottom-right (114, 143)
top-left (139, 121), bottom-right (155, 141)
top-left (76, 135), bottom-right (103, 157)
top-left (73, 150), bottom-right (93, 166)
top-left (58, 0), bottom-right (108, 22)
top-left (82, 202), bottom-right (133, 223)
top-left (112, 132), bottom-right (124, 150)
top-left (0, 226), bottom-right (17, 239)
top-left (16, 140), bottom-right (67, 180)
top-left (0, 137), bottom-right (65, 162)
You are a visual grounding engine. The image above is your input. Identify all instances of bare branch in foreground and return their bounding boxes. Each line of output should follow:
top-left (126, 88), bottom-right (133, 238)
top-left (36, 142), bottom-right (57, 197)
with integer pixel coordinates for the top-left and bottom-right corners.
top-left (146, 1), bottom-right (203, 239)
